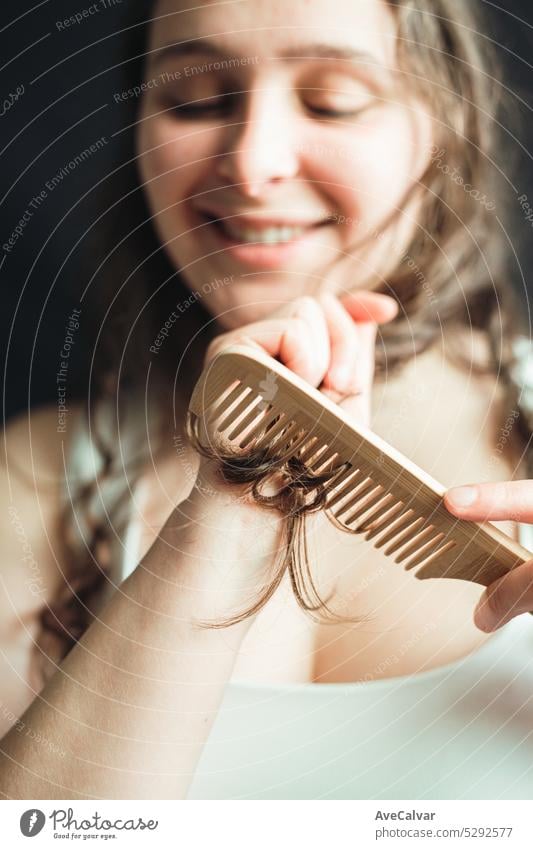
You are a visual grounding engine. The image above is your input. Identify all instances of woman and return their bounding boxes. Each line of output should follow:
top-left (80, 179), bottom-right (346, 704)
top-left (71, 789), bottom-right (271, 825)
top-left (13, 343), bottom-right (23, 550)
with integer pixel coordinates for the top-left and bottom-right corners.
top-left (2, 0), bottom-right (533, 799)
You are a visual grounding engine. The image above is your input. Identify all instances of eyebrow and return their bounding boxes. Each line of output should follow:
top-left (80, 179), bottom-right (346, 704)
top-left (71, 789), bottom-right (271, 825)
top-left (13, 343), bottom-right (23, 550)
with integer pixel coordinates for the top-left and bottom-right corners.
top-left (152, 38), bottom-right (385, 67)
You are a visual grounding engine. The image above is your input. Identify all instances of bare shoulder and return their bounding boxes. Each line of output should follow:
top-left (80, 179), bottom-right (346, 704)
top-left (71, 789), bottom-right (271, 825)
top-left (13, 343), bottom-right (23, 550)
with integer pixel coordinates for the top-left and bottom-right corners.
top-left (3, 403), bottom-right (80, 485)
top-left (1, 405), bottom-right (87, 608)
top-left (372, 336), bottom-right (520, 490)
top-left (0, 405), bottom-right (86, 724)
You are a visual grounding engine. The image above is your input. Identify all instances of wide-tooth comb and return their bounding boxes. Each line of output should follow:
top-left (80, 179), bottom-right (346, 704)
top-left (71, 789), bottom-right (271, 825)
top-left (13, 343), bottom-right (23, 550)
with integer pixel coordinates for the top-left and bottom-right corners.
top-left (188, 345), bottom-right (533, 605)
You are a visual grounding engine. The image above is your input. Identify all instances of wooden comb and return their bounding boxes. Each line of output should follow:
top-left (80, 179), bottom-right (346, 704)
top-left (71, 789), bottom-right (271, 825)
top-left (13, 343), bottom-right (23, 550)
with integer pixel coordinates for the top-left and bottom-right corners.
top-left (188, 344), bottom-right (533, 606)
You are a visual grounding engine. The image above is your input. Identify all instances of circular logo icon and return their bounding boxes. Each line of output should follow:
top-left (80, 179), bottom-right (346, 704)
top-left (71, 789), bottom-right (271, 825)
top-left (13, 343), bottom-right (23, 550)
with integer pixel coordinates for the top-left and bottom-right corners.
top-left (20, 809), bottom-right (45, 837)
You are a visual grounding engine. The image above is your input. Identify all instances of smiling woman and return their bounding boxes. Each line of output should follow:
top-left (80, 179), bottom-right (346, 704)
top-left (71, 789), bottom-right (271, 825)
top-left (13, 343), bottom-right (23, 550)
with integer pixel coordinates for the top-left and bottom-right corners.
top-left (1, 0), bottom-right (533, 802)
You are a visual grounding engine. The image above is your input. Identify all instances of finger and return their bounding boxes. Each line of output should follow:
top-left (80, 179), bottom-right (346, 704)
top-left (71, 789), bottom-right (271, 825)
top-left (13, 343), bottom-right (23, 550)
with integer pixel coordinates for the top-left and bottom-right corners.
top-left (205, 316), bottom-right (324, 386)
top-left (238, 296), bottom-right (331, 384)
top-left (339, 291), bottom-right (399, 324)
top-left (317, 293), bottom-right (359, 392)
top-left (320, 293), bottom-right (381, 393)
top-left (473, 559), bottom-right (533, 631)
top-left (318, 293), bottom-right (379, 425)
top-left (337, 322), bottom-right (377, 425)
top-left (318, 310), bottom-right (377, 426)
top-left (444, 480), bottom-right (533, 523)
top-left (286, 296), bottom-right (330, 385)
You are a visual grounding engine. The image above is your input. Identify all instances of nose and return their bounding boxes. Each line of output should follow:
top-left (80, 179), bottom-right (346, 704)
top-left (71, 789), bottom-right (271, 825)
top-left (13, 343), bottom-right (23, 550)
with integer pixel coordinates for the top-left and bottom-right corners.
top-left (215, 85), bottom-right (300, 196)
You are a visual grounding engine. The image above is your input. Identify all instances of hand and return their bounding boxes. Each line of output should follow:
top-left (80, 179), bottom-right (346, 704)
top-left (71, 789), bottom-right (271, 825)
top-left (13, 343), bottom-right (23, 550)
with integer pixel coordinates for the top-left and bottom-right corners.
top-left (205, 291), bottom-right (399, 429)
top-left (192, 291), bottom-right (398, 599)
top-left (444, 481), bottom-right (533, 631)
top-left (160, 460), bottom-right (288, 617)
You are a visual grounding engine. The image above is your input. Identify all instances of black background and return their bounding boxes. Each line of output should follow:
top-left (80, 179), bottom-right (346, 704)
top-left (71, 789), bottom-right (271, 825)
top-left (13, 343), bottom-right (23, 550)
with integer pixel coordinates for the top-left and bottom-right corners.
top-left (2, 0), bottom-right (533, 421)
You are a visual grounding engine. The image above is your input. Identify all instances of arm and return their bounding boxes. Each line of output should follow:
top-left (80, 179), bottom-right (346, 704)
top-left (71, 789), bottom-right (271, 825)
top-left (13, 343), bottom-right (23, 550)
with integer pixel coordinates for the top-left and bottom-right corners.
top-left (0, 290), bottom-right (397, 799)
top-left (0, 465), bottom-right (285, 799)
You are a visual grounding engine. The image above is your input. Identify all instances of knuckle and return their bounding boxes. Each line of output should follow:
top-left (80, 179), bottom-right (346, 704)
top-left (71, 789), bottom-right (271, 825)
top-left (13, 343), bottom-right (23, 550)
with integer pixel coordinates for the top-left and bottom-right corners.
top-left (294, 295), bottom-right (318, 313)
top-left (290, 315), bottom-right (311, 338)
top-left (294, 296), bottom-right (326, 326)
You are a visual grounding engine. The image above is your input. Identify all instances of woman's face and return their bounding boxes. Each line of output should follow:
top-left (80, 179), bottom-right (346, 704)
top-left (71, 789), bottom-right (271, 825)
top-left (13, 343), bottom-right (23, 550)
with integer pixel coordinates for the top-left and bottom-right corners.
top-left (137, 0), bottom-right (433, 328)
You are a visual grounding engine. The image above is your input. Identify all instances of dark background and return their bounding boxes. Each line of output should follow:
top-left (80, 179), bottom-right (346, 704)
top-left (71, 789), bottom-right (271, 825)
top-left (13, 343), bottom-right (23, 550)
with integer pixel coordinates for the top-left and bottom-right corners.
top-left (2, 0), bottom-right (533, 422)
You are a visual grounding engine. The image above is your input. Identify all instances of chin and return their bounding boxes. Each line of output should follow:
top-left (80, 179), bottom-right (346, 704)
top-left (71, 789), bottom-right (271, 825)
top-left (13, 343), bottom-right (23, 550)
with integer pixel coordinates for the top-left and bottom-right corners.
top-left (211, 305), bottom-right (266, 331)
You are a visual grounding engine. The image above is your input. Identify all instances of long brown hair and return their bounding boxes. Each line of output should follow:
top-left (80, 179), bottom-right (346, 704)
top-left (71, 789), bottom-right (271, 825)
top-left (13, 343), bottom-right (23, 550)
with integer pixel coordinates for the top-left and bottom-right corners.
top-left (35, 0), bottom-right (532, 684)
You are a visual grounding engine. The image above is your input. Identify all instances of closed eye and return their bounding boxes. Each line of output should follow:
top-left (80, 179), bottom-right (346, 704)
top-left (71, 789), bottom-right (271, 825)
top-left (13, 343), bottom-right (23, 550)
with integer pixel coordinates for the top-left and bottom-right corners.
top-left (168, 92), bottom-right (237, 116)
top-left (306, 103), bottom-right (373, 119)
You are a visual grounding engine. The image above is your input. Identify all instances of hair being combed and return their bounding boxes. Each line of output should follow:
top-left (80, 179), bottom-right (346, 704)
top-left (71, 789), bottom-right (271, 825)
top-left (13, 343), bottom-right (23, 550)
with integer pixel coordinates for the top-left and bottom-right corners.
top-left (183, 409), bottom-right (365, 630)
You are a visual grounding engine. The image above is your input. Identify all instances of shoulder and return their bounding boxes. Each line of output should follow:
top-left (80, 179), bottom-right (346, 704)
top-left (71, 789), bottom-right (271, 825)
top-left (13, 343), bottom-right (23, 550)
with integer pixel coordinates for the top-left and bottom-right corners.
top-left (372, 338), bottom-right (520, 535)
top-left (0, 405), bottom-right (87, 718)
top-left (1, 404), bottom-right (86, 612)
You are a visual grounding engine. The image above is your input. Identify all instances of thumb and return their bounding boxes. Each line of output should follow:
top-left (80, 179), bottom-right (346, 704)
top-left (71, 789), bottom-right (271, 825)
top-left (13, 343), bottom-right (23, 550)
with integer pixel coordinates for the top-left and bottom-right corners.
top-left (444, 480), bottom-right (533, 522)
top-left (473, 559), bottom-right (533, 631)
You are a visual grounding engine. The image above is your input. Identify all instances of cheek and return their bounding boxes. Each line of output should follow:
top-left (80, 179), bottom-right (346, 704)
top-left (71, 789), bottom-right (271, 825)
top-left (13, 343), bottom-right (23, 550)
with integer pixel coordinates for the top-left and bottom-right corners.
top-left (306, 106), bottom-right (432, 228)
top-left (137, 112), bottom-right (217, 211)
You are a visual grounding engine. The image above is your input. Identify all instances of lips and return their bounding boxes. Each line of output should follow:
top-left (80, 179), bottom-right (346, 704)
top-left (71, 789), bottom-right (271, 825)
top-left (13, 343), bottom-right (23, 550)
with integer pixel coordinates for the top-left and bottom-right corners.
top-left (198, 209), bottom-right (332, 245)
top-left (197, 207), bottom-right (333, 230)
top-left (189, 205), bottom-right (336, 270)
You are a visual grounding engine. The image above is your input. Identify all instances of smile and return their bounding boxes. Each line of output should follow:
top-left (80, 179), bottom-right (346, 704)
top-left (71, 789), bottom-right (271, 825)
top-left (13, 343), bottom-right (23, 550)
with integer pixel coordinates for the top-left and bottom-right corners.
top-left (201, 211), bottom-right (332, 245)
top-left (192, 207), bottom-right (336, 270)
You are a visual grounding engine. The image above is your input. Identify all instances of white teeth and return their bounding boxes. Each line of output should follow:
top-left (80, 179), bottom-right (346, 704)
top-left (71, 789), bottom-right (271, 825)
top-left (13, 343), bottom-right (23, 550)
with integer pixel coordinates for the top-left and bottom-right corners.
top-left (220, 221), bottom-right (310, 244)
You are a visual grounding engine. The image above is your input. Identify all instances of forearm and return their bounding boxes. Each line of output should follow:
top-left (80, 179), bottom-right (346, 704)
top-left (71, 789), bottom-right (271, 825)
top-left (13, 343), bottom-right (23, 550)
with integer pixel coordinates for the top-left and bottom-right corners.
top-left (0, 488), bottom-right (283, 799)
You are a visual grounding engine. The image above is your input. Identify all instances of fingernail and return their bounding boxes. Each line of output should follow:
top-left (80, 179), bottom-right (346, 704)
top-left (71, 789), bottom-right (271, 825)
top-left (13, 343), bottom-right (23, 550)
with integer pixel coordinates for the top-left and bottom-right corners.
top-left (447, 486), bottom-right (477, 507)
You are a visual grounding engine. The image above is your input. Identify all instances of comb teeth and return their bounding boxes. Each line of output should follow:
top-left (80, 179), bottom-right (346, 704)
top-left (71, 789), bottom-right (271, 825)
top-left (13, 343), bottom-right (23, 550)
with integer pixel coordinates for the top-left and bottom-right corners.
top-left (305, 445), bottom-right (333, 473)
top-left (218, 388), bottom-right (261, 434)
top-left (394, 526), bottom-right (442, 563)
top-left (297, 437), bottom-right (321, 465)
top-left (312, 450), bottom-right (342, 476)
top-left (189, 350), bottom-right (532, 598)
top-left (354, 493), bottom-right (398, 532)
top-left (362, 500), bottom-right (406, 539)
top-left (383, 517), bottom-right (426, 556)
top-left (334, 479), bottom-right (376, 521)
top-left (324, 470), bottom-right (364, 511)
top-left (226, 396), bottom-right (269, 442)
top-left (207, 381), bottom-right (246, 422)
top-left (408, 539), bottom-right (458, 575)
top-left (372, 509), bottom-right (417, 549)
top-left (251, 412), bottom-right (290, 448)
top-left (401, 532), bottom-right (447, 570)
top-left (343, 486), bottom-right (387, 526)
top-left (227, 400), bottom-right (267, 442)
top-left (215, 387), bottom-right (253, 431)
top-left (226, 388), bottom-right (462, 572)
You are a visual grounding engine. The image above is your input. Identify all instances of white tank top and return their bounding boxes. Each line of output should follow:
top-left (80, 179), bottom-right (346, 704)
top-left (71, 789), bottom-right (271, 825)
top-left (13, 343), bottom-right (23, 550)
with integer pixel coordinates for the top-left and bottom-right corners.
top-left (67, 400), bottom-right (533, 800)
top-left (121, 510), bottom-right (533, 799)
